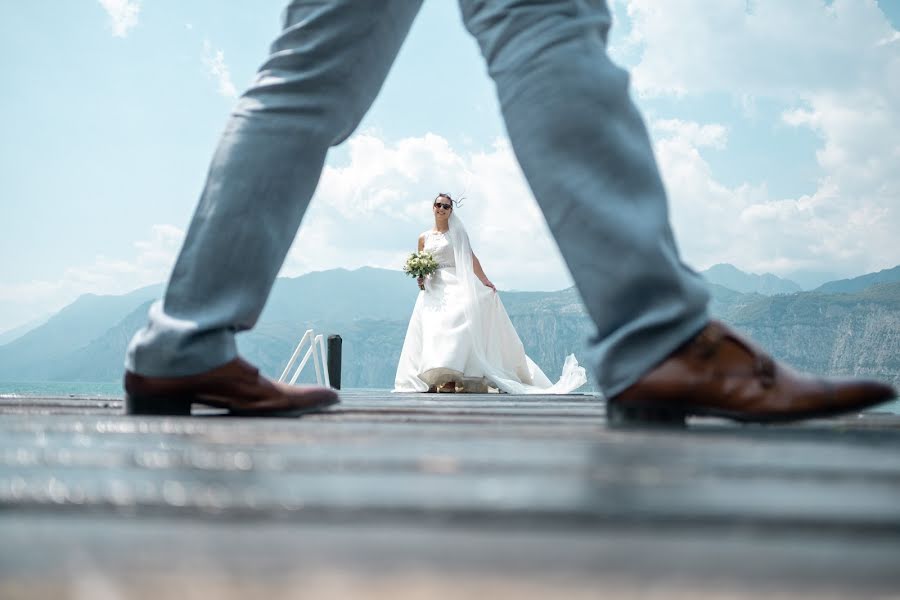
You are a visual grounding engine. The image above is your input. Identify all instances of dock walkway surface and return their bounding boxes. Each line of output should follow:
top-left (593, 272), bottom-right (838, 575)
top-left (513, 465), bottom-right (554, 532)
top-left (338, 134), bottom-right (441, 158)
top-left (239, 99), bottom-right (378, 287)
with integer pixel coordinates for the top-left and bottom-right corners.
top-left (2, 391), bottom-right (900, 599)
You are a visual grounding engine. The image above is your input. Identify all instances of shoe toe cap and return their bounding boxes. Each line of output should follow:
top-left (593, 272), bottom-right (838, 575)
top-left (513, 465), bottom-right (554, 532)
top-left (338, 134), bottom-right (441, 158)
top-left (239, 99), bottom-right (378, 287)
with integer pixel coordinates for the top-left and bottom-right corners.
top-left (829, 378), bottom-right (896, 410)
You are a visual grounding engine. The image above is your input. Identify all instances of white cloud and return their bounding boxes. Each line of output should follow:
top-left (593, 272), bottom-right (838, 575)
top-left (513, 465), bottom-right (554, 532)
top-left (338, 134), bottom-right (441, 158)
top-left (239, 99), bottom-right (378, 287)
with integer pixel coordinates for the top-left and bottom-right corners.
top-left (618, 0), bottom-right (900, 277)
top-left (282, 132), bottom-right (573, 292)
top-left (202, 40), bottom-right (238, 99)
top-left (653, 119), bottom-right (728, 149)
top-left (0, 225), bottom-right (184, 332)
top-left (653, 116), bottom-right (899, 278)
top-left (624, 0), bottom-right (897, 99)
top-left (97, 0), bottom-right (140, 38)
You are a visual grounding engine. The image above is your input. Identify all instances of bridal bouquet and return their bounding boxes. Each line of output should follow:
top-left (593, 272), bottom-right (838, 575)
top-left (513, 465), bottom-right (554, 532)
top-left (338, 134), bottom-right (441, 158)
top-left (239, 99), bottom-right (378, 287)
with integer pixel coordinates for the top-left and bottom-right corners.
top-left (403, 251), bottom-right (439, 290)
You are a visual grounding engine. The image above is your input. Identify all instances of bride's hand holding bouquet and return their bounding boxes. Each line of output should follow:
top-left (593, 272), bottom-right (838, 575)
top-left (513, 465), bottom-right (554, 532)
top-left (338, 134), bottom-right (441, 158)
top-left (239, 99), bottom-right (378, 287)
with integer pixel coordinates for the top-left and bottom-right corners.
top-left (403, 251), bottom-right (439, 290)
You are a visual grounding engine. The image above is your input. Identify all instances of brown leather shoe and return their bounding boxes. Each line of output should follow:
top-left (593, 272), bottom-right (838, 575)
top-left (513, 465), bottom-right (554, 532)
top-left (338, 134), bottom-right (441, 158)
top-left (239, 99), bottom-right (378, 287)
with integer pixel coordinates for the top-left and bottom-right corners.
top-left (608, 320), bottom-right (896, 427)
top-left (124, 357), bottom-right (339, 417)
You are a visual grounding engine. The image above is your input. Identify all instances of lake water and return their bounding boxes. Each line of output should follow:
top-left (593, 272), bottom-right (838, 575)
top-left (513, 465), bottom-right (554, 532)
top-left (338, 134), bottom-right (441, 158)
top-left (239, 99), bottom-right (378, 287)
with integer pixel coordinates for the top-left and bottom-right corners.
top-left (0, 382), bottom-right (392, 399)
top-left (0, 381), bottom-right (124, 398)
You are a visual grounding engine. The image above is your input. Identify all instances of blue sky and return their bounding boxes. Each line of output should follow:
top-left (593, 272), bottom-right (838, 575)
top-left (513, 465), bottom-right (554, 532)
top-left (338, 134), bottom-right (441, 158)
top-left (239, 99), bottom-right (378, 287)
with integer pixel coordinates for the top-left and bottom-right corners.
top-left (1, 0), bottom-right (899, 333)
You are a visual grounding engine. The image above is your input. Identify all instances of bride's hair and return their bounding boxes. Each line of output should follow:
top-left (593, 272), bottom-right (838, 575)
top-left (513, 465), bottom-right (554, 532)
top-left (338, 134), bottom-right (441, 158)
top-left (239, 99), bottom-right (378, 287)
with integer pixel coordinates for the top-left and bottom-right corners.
top-left (435, 192), bottom-right (464, 208)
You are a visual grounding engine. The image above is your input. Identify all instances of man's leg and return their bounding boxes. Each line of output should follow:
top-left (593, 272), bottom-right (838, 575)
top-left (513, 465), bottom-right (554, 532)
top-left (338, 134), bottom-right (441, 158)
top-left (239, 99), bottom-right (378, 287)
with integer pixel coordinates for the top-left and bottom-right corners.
top-left (460, 0), bottom-right (710, 397)
top-left (459, 0), bottom-right (894, 421)
top-left (127, 0), bottom-right (423, 378)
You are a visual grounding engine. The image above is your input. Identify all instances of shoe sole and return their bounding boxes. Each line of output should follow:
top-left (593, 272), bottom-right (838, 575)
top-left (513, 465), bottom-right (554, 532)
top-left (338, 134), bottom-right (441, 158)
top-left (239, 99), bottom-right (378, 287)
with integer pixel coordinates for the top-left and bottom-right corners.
top-left (606, 395), bottom-right (893, 428)
top-left (124, 394), bottom-right (339, 418)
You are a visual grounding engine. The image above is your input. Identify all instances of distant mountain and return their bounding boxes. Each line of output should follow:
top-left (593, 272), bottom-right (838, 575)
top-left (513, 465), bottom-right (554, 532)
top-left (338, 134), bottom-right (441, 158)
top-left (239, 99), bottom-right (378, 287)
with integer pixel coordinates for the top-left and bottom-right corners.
top-left (780, 270), bottom-right (845, 291)
top-left (0, 284), bottom-right (164, 381)
top-left (722, 283), bottom-right (900, 387)
top-left (31, 272), bottom-right (594, 391)
top-left (815, 265), bottom-right (900, 294)
top-left (259, 267), bottom-right (416, 323)
top-left (52, 300), bottom-right (156, 382)
top-left (0, 314), bottom-right (51, 346)
top-left (701, 263), bottom-right (802, 295)
top-left (706, 283), bottom-right (766, 319)
top-left (1, 267), bottom-right (897, 392)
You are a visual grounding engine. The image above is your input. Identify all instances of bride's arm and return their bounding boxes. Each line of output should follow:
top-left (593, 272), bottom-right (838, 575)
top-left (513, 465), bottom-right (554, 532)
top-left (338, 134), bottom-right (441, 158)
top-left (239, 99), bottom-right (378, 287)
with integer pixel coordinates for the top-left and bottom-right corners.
top-left (472, 255), bottom-right (497, 292)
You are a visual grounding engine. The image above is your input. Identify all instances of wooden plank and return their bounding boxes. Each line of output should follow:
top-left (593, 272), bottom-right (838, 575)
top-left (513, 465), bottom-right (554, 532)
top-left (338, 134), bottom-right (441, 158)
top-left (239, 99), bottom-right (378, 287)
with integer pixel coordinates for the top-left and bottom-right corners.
top-left (3, 515), bottom-right (900, 599)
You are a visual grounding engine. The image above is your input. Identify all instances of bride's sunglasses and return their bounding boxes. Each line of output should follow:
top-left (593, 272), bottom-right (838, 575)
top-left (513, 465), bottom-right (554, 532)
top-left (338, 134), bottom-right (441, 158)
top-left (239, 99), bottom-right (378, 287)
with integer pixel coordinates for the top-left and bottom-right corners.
top-left (433, 202), bottom-right (452, 210)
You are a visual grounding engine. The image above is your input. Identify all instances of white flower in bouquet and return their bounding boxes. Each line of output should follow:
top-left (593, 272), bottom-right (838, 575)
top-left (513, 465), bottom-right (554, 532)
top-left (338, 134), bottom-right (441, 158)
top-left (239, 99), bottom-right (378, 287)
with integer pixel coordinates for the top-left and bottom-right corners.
top-left (403, 251), bottom-right (439, 290)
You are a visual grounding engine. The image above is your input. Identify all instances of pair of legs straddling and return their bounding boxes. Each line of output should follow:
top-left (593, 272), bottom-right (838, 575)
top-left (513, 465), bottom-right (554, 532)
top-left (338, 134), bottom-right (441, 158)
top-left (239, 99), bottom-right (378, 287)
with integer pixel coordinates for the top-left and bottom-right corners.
top-left (123, 0), bottom-right (894, 422)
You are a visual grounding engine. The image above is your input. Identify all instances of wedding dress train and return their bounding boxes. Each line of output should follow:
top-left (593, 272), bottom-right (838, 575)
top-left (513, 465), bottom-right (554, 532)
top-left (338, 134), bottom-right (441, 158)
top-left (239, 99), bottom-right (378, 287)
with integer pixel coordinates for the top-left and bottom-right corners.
top-left (393, 214), bottom-right (587, 394)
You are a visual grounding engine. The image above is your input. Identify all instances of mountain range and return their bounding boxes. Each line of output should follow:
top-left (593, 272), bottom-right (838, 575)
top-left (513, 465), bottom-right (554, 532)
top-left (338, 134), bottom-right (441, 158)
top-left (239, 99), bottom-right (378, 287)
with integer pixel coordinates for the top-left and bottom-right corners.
top-left (701, 263), bottom-right (803, 295)
top-left (0, 264), bottom-right (897, 391)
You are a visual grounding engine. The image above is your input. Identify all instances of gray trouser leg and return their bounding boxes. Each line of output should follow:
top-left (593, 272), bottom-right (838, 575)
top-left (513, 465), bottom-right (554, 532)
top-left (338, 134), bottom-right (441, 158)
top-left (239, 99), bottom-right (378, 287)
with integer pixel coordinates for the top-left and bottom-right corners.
top-left (459, 0), bottom-right (710, 396)
top-left (126, 0), bottom-right (424, 376)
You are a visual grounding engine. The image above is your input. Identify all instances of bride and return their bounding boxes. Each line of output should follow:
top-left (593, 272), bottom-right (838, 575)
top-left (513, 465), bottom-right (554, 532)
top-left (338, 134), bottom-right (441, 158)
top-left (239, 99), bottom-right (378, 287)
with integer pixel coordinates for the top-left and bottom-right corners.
top-left (393, 193), bottom-right (587, 394)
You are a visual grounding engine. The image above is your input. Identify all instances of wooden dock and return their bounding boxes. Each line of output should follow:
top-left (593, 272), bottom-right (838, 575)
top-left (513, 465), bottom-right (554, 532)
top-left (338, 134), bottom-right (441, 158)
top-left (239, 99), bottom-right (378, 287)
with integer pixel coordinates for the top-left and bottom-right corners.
top-left (2, 391), bottom-right (900, 599)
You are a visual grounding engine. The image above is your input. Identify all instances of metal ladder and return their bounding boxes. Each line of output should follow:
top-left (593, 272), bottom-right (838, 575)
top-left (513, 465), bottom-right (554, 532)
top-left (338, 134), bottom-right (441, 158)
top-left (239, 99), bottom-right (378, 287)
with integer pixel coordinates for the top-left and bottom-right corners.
top-left (277, 329), bottom-right (331, 388)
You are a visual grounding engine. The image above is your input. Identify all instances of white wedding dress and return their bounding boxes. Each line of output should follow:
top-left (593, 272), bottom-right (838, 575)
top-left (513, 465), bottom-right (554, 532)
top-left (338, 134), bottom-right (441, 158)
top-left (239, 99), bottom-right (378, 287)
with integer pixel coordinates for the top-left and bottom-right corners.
top-left (393, 214), bottom-right (587, 394)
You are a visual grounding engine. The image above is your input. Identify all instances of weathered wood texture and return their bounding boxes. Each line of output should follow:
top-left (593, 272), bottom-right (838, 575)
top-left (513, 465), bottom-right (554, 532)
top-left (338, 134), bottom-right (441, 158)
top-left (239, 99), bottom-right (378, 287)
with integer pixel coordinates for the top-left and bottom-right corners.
top-left (2, 391), bottom-right (900, 598)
